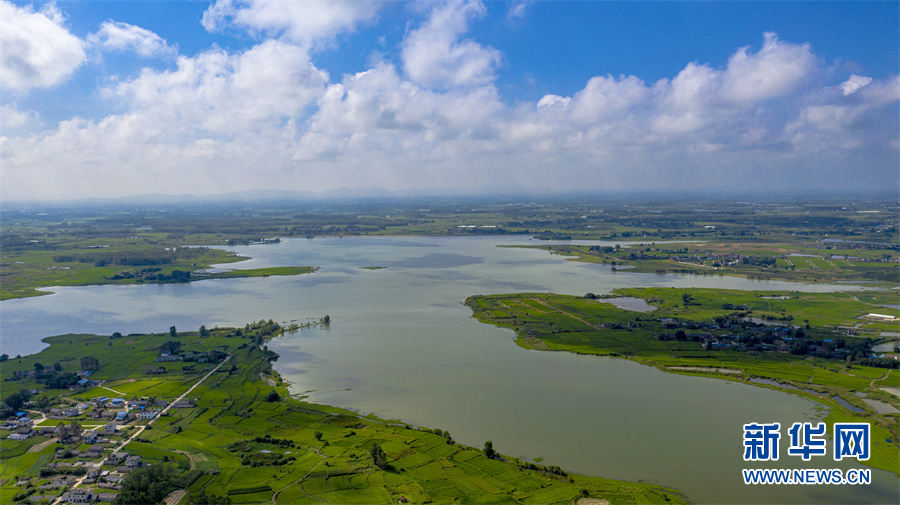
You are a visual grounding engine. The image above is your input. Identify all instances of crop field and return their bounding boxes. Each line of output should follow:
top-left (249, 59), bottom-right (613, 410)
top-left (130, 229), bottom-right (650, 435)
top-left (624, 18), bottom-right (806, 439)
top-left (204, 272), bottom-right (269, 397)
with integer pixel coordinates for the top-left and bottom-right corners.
top-left (467, 289), bottom-right (900, 476)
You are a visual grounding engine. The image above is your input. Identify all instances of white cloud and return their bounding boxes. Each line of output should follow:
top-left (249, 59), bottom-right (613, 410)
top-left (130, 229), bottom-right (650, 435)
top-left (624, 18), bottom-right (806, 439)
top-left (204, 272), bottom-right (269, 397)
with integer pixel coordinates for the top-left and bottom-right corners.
top-left (87, 21), bottom-right (176, 58)
top-left (401, 0), bottom-right (502, 89)
top-left (202, 0), bottom-right (382, 49)
top-left (839, 74), bottom-right (873, 96)
top-left (536, 95), bottom-right (570, 108)
top-left (507, 1), bottom-right (531, 20)
top-left (0, 104), bottom-right (40, 130)
top-left (720, 32), bottom-right (816, 102)
top-left (569, 74), bottom-right (649, 123)
top-left (109, 39), bottom-right (329, 135)
top-left (0, 0), bottom-right (85, 90)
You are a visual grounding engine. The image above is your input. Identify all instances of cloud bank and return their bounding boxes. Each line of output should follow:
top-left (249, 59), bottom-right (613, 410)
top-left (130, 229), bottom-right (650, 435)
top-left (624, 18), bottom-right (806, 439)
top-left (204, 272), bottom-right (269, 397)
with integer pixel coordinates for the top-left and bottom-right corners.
top-left (1, 0), bottom-right (897, 201)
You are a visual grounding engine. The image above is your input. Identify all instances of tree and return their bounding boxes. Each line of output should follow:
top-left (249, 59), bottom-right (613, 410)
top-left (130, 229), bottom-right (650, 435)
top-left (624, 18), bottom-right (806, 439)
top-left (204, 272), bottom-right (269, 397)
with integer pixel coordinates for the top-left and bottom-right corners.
top-left (3, 390), bottom-right (32, 411)
top-left (322, 315), bottom-right (331, 324)
top-left (681, 293), bottom-right (693, 307)
top-left (111, 332), bottom-right (122, 338)
top-left (0, 354), bottom-right (8, 362)
top-left (199, 325), bottom-right (209, 337)
top-left (80, 356), bottom-right (100, 371)
top-left (113, 465), bottom-right (173, 505)
top-left (483, 441), bottom-right (496, 459)
top-left (160, 341), bottom-right (182, 354)
top-left (187, 491), bottom-right (232, 505)
top-left (169, 326), bottom-right (177, 337)
top-left (370, 443), bottom-right (388, 469)
top-left (34, 362), bottom-right (44, 372)
top-left (266, 390), bottom-right (280, 402)
top-left (34, 395), bottom-right (52, 412)
top-left (53, 362), bottom-right (62, 372)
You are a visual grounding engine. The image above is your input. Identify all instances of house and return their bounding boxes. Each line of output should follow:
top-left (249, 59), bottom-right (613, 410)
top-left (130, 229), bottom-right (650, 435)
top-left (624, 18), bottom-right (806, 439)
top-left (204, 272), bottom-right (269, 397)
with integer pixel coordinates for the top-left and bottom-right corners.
top-left (83, 468), bottom-right (102, 484)
top-left (110, 398), bottom-right (125, 407)
top-left (94, 396), bottom-right (110, 405)
top-left (147, 368), bottom-right (166, 375)
top-left (81, 449), bottom-right (103, 459)
top-left (138, 409), bottom-right (160, 420)
top-left (97, 493), bottom-right (118, 502)
top-left (36, 426), bottom-right (57, 437)
top-left (106, 452), bottom-right (127, 465)
top-left (51, 475), bottom-right (76, 486)
top-left (127, 400), bottom-right (148, 408)
top-left (8, 432), bottom-right (31, 440)
top-left (115, 411), bottom-right (130, 421)
top-left (156, 400), bottom-right (168, 408)
top-left (125, 455), bottom-right (142, 468)
top-left (171, 400), bottom-right (195, 408)
top-left (83, 430), bottom-right (99, 444)
top-left (62, 488), bottom-right (94, 503)
top-left (104, 421), bottom-right (117, 434)
top-left (63, 408), bottom-right (79, 417)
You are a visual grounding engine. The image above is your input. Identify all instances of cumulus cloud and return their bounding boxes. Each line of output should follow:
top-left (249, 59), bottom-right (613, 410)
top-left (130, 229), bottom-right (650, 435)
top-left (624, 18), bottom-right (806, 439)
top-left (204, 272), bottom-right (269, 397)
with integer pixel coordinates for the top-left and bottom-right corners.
top-left (109, 39), bottom-right (329, 134)
top-left (402, 0), bottom-right (502, 88)
top-left (202, 0), bottom-right (382, 49)
top-left (719, 32), bottom-right (816, 102)
top-left (0, 0), bottom-right (85, 90)
top-left (87, 21), bottom-right (176, 58)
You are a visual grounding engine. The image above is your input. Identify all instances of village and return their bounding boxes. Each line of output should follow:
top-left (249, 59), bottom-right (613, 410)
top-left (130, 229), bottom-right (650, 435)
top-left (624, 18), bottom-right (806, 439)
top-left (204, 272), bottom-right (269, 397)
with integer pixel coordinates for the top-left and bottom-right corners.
top-left (3, 349), bottom-right (205, 504)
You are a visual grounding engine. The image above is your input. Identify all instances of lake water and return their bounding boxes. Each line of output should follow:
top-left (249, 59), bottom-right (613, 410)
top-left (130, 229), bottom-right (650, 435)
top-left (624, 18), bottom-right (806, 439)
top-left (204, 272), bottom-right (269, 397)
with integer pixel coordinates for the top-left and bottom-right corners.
top-left (1, 236), bottom-right (896, 504)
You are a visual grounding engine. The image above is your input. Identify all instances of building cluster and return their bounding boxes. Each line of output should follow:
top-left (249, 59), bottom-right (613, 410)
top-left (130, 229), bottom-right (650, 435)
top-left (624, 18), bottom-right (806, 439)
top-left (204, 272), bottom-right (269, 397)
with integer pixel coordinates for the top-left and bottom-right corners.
top-left (4, 391), bottom-right (196, 503)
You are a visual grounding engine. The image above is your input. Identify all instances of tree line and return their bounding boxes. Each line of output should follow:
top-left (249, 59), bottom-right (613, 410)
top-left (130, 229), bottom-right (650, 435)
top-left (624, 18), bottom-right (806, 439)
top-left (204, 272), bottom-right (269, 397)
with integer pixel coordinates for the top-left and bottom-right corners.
top-left (52, 246), bottom-right (217, 267)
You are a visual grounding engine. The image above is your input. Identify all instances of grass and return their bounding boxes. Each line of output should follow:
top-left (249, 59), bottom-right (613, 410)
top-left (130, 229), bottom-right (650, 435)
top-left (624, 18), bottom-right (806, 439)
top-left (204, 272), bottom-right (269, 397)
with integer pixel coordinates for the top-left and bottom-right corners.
top-left (0, 325), bottom-right (688, 505)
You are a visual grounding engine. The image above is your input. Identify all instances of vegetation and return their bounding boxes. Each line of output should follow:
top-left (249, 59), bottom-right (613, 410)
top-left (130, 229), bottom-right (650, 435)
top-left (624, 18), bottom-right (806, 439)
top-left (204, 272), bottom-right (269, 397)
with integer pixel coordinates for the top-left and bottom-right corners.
top-left (0, 324), bottom-right (687, 504)
top-left (467, 288), bottom-right (900, 476)
top-left (113, 465), bottom-right (175, 505)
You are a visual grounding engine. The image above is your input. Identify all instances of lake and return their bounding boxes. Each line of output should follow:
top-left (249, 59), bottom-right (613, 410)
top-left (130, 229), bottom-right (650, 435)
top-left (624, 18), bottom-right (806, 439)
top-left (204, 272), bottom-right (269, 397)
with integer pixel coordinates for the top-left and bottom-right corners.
top-left (1, 236), bottom-right (896, 504)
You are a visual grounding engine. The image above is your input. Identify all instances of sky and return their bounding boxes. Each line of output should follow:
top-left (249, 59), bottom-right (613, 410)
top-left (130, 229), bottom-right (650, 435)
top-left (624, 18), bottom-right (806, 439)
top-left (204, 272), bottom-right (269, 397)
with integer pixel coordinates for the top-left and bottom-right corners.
top-left (1, 0), bottom-right (898, 202)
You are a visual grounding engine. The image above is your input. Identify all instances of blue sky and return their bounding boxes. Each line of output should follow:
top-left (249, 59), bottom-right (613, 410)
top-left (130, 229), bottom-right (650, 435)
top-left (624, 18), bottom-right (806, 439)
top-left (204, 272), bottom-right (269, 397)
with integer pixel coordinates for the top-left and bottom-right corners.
top-left (2, 0), bottom-right (898, 201)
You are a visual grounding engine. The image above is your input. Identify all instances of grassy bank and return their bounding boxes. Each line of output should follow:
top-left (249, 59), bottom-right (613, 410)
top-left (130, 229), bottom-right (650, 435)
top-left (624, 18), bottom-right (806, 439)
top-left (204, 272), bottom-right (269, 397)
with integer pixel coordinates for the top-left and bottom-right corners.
top-left (466, 289), bottom-right (900, 476)
top-left (0, 324), bottom-right (688, 504)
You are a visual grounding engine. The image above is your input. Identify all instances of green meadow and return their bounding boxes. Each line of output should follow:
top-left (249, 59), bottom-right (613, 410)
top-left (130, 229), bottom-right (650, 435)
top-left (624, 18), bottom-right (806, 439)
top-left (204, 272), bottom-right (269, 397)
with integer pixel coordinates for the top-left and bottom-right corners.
top-left (0, 325), bottom-right (687, 504)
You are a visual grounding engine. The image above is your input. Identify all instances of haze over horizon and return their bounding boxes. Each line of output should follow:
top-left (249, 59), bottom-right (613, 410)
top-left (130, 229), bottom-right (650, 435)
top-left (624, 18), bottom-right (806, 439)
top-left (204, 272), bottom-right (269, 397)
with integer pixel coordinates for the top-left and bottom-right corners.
top-left (2, 0), bottom-right (898, 202)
